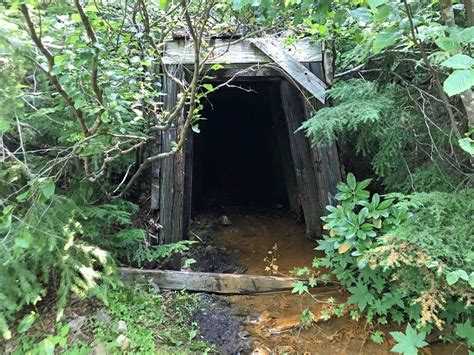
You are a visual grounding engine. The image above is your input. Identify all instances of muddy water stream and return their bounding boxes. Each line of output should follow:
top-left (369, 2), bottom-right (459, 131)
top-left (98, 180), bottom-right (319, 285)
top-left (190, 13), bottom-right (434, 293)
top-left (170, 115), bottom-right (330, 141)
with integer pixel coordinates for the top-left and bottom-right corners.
top-left (208, 211), bottom-right (465, 355)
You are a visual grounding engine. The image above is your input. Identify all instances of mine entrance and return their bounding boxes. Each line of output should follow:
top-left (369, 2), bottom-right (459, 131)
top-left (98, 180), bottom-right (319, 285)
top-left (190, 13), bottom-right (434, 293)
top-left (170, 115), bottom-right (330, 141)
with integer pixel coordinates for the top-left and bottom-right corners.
top-left (192, 82), bottom-right (297, 213)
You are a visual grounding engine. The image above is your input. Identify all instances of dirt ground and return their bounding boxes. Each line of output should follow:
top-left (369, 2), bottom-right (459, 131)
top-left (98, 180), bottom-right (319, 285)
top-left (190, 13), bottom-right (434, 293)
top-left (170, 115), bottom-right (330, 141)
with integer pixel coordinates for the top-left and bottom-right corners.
top-left (189, 209), bottom-right (468, 355)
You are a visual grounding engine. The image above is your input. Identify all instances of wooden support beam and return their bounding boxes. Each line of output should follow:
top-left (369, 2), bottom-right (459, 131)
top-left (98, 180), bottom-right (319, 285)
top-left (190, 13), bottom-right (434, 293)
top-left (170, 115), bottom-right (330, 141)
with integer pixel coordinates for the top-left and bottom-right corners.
top-left (250, 38), bottom-right (327, 104)
top-left (119, 268), bottom-right (300, 294)
top-left (162, 38), bottom-right (322, 65)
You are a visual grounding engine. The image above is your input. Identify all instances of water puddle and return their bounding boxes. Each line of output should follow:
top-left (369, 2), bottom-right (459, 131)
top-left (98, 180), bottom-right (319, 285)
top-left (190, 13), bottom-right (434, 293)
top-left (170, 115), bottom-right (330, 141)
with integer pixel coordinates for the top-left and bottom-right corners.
top-left (207, 211), bottom-right (466, 354)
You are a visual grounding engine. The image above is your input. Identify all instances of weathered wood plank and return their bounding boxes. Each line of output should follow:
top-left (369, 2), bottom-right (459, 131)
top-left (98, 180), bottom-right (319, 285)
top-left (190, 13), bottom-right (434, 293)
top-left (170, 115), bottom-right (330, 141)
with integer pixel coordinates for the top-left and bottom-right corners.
top-left (280, 80), bottom-right (324, 236)
top-left (158, 65), bottom-right (187, 245)
top-left (302, 62), bottom-right (342, 207)
top-left (162, 38), bottom-right (322, 65)
top-left (119, 268), bottom-right (299, 294)
top-left (251, 38), bottom-right (327, 104)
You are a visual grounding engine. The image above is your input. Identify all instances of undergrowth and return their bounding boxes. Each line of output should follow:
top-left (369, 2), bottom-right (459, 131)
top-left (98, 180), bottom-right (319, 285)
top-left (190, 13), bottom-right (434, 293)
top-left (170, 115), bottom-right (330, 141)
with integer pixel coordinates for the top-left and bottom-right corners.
top-left (299, 79), bottom-right (471, 193)
top-left (7, 283), bottom-right (211, 354)
top-left (294, 173), bottom-right (473, 352)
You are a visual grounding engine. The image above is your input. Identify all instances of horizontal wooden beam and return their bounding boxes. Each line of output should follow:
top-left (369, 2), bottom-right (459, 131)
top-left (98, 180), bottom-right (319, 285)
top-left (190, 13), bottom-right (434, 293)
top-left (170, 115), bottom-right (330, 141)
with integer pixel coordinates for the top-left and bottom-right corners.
top-left (119, 268), bottom-right (300, 294)
top-left (162, 38), bottom-right (322, 65)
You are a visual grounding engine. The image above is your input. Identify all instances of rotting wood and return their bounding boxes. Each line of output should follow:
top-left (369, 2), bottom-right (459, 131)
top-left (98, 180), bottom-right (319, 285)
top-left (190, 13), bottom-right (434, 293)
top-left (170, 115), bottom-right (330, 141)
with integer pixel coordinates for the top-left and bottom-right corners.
top-left (119, 268), bottom-right (300, 294)
top-left (250, 38), bottom-right (327, 104)
top-left (302, 62), bottom-right (343, 207)
top-left (162, 38), bottom-right (322, 65)
top-left (280, 80), bottom-right (324, 236)
top-left (157, 65), bottom-right (187, 245)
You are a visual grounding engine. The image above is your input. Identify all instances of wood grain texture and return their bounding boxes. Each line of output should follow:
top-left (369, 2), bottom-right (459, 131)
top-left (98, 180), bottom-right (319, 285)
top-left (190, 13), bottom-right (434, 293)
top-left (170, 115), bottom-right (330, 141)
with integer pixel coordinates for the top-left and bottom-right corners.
top-left (119, 268), bottom-right (299, 294)
top-left (162, 38), bottom-right (322, 65)
top-left (157, 65), bottom-right (187, 245)
top-left (303, 62), bottom-right (343, 208)
top-left (280, 80), bottom-right (324, 237)
top-left (251, 38), bottom-right (327, 104)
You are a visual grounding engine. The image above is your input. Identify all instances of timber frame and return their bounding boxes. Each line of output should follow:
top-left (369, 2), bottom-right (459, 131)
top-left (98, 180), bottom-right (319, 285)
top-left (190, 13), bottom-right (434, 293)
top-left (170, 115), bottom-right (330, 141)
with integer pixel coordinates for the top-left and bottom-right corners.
top-left (152, 37), bottom-right (343, 244)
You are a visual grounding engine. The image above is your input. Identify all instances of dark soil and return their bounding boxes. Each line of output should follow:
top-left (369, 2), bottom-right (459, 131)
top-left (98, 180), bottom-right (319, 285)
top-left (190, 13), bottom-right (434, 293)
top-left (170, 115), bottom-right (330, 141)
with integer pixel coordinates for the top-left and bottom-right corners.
top-left (193, 294), bottom-right (252, 354)
top-left (187, 213), bottom-right (246, 274)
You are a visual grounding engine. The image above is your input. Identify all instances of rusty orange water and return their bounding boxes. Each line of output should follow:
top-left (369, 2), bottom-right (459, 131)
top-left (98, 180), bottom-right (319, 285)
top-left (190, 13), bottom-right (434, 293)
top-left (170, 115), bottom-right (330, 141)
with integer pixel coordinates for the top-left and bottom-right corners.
top-left (211, 211), bottom-right (467, 354)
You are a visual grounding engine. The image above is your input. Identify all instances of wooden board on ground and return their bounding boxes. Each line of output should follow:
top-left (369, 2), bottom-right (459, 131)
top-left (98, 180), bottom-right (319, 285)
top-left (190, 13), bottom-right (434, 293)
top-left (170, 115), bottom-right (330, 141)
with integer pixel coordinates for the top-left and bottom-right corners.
top-left (119, 268), bottom-right (299, 294)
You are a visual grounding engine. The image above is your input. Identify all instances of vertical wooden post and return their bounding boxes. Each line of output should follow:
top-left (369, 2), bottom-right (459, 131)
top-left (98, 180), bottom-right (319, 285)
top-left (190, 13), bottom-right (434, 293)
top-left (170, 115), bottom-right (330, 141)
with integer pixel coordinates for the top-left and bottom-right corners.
top-left (280, 80), bottom-right (324, 237)
top-left (304, 62), bottom-right (343, 207)
top-left (152, 65), bottom-right (188, 245)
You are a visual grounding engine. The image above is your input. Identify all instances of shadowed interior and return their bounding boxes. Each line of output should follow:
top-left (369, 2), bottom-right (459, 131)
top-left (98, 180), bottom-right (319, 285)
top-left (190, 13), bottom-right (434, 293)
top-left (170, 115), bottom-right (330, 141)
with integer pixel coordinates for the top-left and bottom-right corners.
top-left (192, 82), bottom-right (294, 211)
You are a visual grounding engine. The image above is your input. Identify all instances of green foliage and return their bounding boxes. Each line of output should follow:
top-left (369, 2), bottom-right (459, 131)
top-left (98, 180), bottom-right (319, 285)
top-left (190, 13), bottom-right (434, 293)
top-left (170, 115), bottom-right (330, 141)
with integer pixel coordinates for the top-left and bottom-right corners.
top-left (300, 79), bottom-right (470, 192)
top-left (314, 173), bottom-right (473, 348)
top-left (91, 284), bottom-right (210, 353)
top-left (12, 322), bottom-right (90, 355)
top-left (0, 190), bottom-right (114, 340)
top-left (370, 330), bottom-right (385, 345)
top-left (390, 324), bottom-right (428, 355)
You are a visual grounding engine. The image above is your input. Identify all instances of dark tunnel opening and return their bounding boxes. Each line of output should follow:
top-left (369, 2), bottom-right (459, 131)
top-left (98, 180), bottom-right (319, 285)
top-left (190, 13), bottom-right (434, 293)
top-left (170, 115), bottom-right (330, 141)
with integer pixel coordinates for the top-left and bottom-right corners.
top-left (192, 82), bottom-right (294, 212)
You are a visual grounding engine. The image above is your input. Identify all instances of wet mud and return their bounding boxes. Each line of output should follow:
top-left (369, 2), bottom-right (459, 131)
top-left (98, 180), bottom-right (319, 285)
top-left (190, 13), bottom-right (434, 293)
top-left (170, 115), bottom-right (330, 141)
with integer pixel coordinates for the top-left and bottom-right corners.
top-left (191, 210), bottom-right (467, 354)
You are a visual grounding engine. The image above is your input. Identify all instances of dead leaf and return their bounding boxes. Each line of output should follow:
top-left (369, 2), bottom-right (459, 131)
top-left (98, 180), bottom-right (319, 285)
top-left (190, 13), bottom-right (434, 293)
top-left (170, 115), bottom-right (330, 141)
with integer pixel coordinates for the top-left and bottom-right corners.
top-left (338, 242), bottom-right (351, 254)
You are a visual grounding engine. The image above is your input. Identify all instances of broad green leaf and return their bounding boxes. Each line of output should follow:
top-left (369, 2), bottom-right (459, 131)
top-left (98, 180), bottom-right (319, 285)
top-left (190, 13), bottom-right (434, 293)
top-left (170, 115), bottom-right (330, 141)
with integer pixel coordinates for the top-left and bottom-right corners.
top-left (159, 0), bottom-right (169, 9)
top-left (435, 37), bottom-right (461, 53)
top-left (18, 313), bottom-right (37, 333)
top-left (347, 173), bottom-right (356, 190)
top-left (373, 29), bottom-right (399, 53)
top-left (368, 0), bottom-right (385, 9)
top-left (446, 270), bottom-right (460, 285)
top-left (348, 283), bottom-right (374, 311)
top-left (460, 27), bottom-right (474, 43)
top-left (459, 137), bottom-right (474, 155)
top-left (373, 4), bottom-right (391, 22)
top-left (41, 179), bottom-right (55, 199)
top-left (202, 83), bottom-right (213, 92)
top-left (455, 320), bottom-right (474, 347)
top-left (14, 238), bottom-right (29, 249)
top-left (441, 54), bottom-right (474, 70)
top-left (390, 324), bottom-right (428, 355)
top-left (292, 280), bottom-right (308, 295)
top-left (469, 272), bottom-right (474, 288)
top-left (443, 69), bottom-right (474, 96)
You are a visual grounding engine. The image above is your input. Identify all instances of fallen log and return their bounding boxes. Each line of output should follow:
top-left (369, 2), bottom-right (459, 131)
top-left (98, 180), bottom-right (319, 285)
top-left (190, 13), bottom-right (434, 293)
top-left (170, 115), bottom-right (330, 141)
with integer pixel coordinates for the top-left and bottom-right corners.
top-left (119, 268), bottom-right (300, 294)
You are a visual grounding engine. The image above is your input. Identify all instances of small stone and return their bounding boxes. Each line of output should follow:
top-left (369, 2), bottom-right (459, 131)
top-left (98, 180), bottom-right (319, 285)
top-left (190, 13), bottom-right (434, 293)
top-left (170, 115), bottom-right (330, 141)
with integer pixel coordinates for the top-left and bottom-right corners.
top-left (238, 330), bottom-right (250, 339)
top-left (205, 245), bottom-right (217, 254)
top-left (220, 215), bottom-right (232, 226)
top-left (95, 309), bottom-right (111, 324)
top-left (91, 344), bottom-right (107, 355)
top-left (151, 282), bottom-right (161, 293)
top-left (68, 316), bottom-right (86, 333)
top-left (116, 334), bottom-right (131, 350)
top-left (117, 320), bottom-right (127, 333)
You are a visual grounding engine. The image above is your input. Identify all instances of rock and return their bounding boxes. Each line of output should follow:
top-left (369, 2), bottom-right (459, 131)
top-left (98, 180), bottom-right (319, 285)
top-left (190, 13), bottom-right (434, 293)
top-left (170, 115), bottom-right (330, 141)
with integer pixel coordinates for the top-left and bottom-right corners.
top-left (117, 320), bottom-right (127, 333)
top-left (68, 316), bottom-right (86, 333)
top-left (91, 344), bottom-right (107, 355)
top-left (95, 309), bottom-right (111, 324)
top-left (220, 215), bottom-right (232, 226)
top-left (116, 334), bottom-right (131, 350)
top-left (151, 282), bottom-right (161, 293)
top-left (238, 330), bottom-right (250, 339)
top-left (205, 245), bottom-right (217, 254)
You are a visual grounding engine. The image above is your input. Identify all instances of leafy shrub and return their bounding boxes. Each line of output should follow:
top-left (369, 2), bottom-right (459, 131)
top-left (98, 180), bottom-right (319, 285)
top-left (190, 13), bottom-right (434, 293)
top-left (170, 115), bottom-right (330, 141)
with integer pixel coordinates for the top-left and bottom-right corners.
top-left (0, 183), bottom-right (113, 340)
top-left (299, 173), bottom-right (473, 348)
top-left (299, 79), bottom-right (470, 193)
